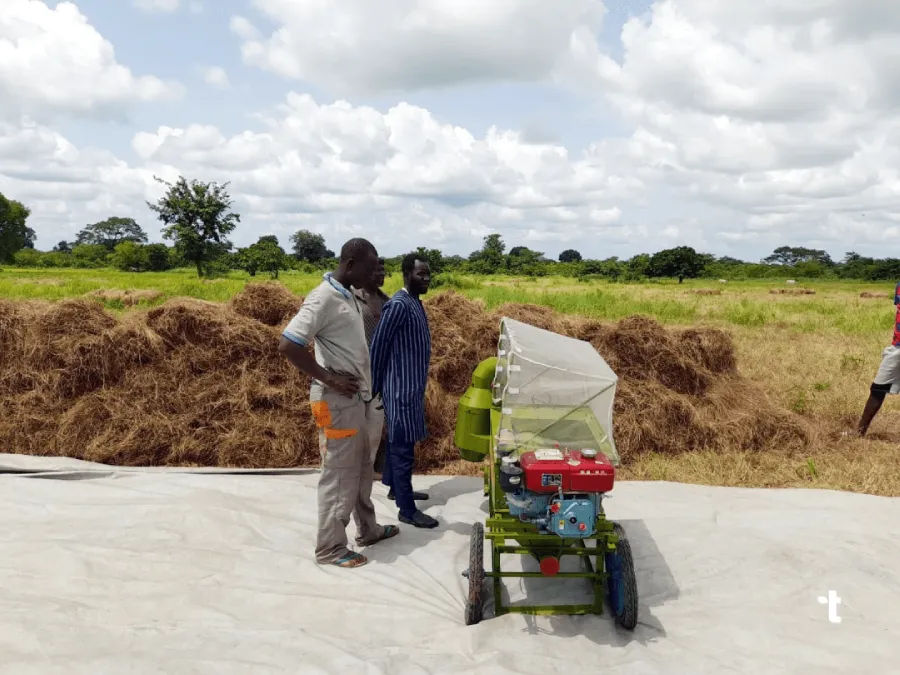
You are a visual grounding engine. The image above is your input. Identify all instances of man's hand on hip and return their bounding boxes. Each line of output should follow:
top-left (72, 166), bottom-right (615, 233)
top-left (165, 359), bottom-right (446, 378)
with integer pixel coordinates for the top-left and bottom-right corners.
top-left (325, 372), bottom-right (360, 397)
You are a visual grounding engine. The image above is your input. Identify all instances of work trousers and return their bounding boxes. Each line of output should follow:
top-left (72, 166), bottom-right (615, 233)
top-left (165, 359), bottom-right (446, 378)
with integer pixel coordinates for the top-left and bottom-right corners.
top-left (310, 388), bottom-right (385, 563)
top-left (382, 439), bottom-right (417, 520)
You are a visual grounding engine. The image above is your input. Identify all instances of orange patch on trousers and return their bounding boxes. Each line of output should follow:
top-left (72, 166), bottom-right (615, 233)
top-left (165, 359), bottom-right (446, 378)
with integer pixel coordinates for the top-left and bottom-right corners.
top-left (310, 400), bottom-right (358, 440)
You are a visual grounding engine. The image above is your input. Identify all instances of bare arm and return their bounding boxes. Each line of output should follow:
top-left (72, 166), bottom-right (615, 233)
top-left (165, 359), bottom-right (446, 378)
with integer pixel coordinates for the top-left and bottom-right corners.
top-left (278, 337), bottom-right (331, 382)
top-left (279, 290), bottom-right (360, 397)
top-left (278, 337), bottom-right (359, 396)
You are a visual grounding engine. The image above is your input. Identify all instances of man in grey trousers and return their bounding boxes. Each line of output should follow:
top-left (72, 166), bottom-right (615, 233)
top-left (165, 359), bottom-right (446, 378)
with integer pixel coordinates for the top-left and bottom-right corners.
top-left (278, 239), bottom-right (399, 568)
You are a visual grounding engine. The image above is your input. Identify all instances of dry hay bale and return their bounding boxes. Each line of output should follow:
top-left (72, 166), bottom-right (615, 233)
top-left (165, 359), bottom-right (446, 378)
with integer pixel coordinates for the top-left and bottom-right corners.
top-left (415, 380), bottom-right (460, 471)
top-left (691, 289), bottom-right (722, 296)
top-left (591, 316), bottom-right (714, 396)
top-left (145, 299), bottom-right (276, 368)
top-left (0, 299), bottom-right (29, 366)
top-left (0, 290), bottom-right (812, 472)
top-left (52, 320), bottom-right (166, 398)
top-left (88, 289), bottom-right (163, 306)
top-left (860, 292), bottom-right (892, 299)
top-left (424, 292), bottom-right (497, 395)
top-left (769, 288), bottom-right (815, 296)
top-left (230, 281), bottom-right (302, 327)
top-left (492, 302), bottom-right (587, 338)
top-left (675, 327), bottom-right (737, 374)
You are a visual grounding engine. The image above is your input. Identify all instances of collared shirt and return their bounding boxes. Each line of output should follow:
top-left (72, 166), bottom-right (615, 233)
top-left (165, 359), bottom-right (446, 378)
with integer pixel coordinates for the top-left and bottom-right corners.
top-left (353, 287), bottom-right (390, 347)
top-left (282, 272), bottom-right (372, 399)
top-left (370, 288), bottom-right (432, 444)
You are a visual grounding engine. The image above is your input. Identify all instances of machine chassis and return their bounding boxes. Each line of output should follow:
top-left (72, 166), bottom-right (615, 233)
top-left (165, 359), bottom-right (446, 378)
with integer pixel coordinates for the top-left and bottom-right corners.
top-left (463, 411), bottom-right (639, 628)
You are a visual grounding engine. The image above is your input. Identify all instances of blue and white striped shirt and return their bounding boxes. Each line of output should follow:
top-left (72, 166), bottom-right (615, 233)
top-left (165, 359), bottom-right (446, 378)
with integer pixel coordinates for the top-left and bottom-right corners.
top-left (370, 289), bottom-right (432, 444)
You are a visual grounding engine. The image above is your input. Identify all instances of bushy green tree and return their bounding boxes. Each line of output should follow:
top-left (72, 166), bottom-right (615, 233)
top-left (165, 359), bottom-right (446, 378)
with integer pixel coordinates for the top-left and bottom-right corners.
top-left (110, 241), bottom-right (150, 271)
top-left (289, 229), bottom-right (333, 262)
top-left (144, 244), bottom-right (172, 272)
top-left (0, 192), bottom-right (35, 264)
top-left (238, 235), bottom-right (290, 279)
top-left (147, 175), bottom-right (240, 277)
top-left (71, 243), bottom-right (109, 267)
top-left (647, 246), bottom-right (704, 283)
top-left (75, 217), bottom-right (147, 250)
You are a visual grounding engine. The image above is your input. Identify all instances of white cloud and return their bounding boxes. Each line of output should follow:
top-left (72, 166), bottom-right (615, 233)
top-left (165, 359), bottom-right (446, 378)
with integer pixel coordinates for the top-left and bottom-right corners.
top-left (199, 66), bottom-right (230, 89)
top-left (232, 0), bottom-right (606, 96)
top-left (556, 0), bottom-right (900, 251)
top-left (125, 93), bottom-right (641, 252)
top-left (0, 91), bottom-right (639, 255)
top-left (133, 0), bottom-right (180, 12)
top-left (0, 0), bottom-right (182, 123)
top-left (6, 0), bottom-right (900, 261)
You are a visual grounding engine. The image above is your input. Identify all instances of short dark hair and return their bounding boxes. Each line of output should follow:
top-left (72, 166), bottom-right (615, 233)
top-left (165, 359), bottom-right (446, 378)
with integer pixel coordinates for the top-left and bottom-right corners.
top-left (401, 253), bottom-right (428, 276)
top-left (340, 238), bottom-right (376, 262)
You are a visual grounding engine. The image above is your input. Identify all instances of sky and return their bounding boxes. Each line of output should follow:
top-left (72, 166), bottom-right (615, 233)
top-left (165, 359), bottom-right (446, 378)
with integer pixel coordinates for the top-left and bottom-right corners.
top-left (2, 0), bottom-right (900, 263)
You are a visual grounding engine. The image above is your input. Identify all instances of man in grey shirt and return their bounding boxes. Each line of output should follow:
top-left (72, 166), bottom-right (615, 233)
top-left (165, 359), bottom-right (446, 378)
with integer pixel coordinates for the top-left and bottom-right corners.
top-left (279, 239), bottom-right (399, 568)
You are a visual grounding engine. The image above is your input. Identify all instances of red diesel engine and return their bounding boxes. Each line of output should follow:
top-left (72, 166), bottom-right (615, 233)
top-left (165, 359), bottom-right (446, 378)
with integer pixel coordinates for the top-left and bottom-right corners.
top-left (498, 446), bottom-right (616, 541)
top-left (518, 447), bottom-right (616, 493)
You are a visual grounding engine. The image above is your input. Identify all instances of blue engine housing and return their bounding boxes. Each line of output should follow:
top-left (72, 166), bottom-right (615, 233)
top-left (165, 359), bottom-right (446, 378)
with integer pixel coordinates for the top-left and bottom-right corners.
top-left (505, 490), bottom-right (600, 538)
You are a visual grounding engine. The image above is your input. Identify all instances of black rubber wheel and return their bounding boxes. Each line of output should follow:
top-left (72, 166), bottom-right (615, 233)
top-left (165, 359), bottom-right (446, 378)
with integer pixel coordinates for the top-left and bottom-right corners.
top-left (465, 522), bottom-right (485, 625)
top-left (611, 522), bottom-right (639, 630)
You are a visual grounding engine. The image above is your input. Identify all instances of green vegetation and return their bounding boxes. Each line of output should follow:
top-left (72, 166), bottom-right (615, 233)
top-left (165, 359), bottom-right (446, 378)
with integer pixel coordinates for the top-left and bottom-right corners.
top-left (2, 175), bottom-right (900, 285)
top-left (1, 267), bottom-right (895, 338)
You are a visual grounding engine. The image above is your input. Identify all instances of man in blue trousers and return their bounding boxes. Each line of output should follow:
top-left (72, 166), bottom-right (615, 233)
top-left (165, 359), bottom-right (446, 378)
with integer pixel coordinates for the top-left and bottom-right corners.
top-left (370, 252), bottom-right (438, 529)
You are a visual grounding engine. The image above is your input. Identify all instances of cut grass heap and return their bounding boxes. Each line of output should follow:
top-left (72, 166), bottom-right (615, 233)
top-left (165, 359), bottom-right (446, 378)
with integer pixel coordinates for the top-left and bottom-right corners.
top-left (0, 284), bottom-right (810, 474)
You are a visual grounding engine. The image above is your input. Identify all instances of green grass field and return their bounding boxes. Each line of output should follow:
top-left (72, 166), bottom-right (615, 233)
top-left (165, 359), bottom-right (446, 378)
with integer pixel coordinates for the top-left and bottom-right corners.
top-left (3, 265), bottom-right (899, 494)
top-left (2, 266), bottom-right (895, 335)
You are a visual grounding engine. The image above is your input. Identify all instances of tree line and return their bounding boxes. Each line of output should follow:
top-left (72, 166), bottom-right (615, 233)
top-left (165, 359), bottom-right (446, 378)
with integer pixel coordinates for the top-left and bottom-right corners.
top-left (1, 178), bottom-right (899, 282)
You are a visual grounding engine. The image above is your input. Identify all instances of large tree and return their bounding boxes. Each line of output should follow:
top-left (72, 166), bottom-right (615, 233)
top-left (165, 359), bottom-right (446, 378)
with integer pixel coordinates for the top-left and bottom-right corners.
top-left (763, 246), bottom-right (833, 267)
top-left (147, 176), bottom-right (240, 277)
top-left (559, 248), bottom-right (582, 263)
top-left (75, 216), bottom-right (147, 250)
top-left (412, 246), bottom-right (445, 274)
top-left (647, 246), bottom-right (705, 283)
top-left (110, 240), bottom-right (150, 272)
top-left (0, 192), bottom-right (35, 264)
top-left (289, 229), bottom-right (333, 262)
top-left (468, 233), bottom-right (506, 274)
top-left (238, 235), bottom-right (290, 279)
top-left (507, 246), bottom-right (544, 273)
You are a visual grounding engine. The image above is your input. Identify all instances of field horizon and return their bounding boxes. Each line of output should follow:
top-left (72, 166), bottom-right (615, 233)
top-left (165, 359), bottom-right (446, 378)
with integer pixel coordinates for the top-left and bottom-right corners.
top-left (2, 266), bottom-right (899, 496)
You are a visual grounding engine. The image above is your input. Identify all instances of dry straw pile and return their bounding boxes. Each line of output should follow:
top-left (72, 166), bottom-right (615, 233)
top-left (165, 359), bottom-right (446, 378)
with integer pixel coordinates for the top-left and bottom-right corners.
top-left (769, 288), bottom-right (816, 295)
top-left (0, 282), bottom-right (811, 471)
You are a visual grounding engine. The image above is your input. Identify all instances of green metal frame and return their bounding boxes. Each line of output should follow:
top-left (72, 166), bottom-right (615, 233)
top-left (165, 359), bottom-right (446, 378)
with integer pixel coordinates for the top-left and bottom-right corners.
top-left (479, 425), bottom-right (620, 617)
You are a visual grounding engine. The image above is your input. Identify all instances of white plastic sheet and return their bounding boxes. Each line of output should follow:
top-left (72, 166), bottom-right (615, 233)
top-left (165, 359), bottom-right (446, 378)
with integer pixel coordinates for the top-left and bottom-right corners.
top-left (1, 454), bottom-right (898, 674)
top-left (495, 317), bottom-right (619, 462)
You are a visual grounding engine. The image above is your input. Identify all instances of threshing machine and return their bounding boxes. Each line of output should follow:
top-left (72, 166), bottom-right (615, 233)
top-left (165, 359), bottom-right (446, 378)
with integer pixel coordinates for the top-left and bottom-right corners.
top-left (454, 317), bottom-right (638, 628)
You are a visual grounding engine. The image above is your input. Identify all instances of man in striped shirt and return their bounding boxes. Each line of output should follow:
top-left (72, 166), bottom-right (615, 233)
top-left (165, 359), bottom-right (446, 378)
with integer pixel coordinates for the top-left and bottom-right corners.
top-left (370, 253), bottom-right (438, 528)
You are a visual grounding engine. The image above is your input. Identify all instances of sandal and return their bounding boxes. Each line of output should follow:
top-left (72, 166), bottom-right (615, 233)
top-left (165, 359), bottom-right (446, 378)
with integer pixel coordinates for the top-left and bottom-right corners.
top-left (331, 551), bottom-right (368, 568)
top-left (357, 524), bottom-right (400, 547)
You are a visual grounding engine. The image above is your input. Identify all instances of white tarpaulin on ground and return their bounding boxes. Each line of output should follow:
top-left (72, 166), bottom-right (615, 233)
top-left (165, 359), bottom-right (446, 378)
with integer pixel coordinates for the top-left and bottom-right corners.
top-left (1, 453), bottom-right (898, 674)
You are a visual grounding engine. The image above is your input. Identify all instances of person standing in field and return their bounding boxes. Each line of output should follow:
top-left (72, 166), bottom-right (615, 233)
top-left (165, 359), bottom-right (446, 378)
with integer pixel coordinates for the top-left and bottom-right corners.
top-left (353, 257), bottom-right (390, 474)
top-left (370, 253), bottom-right (438, 529)
top-left (854, 282), bottom-right (900, 437)
top-left (278, 239), bottom-right (399, 568)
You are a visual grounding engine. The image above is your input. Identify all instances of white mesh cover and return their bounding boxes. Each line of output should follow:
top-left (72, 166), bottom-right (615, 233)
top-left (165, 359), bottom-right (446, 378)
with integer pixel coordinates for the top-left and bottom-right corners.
top-left (492, 317), bottom-right (620, 464)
